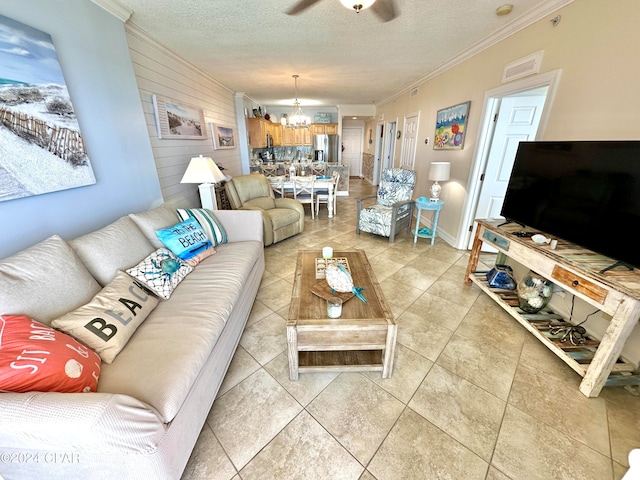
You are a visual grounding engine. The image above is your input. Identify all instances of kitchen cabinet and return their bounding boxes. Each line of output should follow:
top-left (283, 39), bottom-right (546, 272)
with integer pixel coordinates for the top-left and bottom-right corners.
top-left (248, 118), bottom-right (281, 147)
top-left (311, 123), bottom-right (338, 135)
top-left (282, 126), bottom-right (312, 146)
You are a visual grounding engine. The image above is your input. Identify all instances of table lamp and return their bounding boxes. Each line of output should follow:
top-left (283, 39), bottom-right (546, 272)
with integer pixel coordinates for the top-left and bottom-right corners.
top-left (428, 161), bottom-right (450, 201)
top-left (180, 155), bottom-right (226, 210)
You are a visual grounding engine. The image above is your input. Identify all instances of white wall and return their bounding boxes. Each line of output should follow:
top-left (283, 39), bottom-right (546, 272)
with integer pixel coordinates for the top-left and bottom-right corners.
top-left (126, 25), bottom-right (242, 207)
top-left (0, 0), bottom-right (162, 258)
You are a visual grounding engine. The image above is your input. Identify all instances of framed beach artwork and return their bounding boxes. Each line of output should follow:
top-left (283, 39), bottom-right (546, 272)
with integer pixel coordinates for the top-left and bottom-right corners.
top-left (0, 14), bottom-right (95, 203)
top-left (152, 95), bottom-right (206, 140)
top-left (210, 123), bottom-right (236, 150)
top-left (434, 101), bottom-right (471, 150)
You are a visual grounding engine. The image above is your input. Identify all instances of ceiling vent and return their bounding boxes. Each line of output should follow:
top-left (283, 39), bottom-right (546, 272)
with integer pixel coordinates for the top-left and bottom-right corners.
top-left (502, 50), bottom-right (544, 83)
top-left (410, 88), bottom-right (419, 97)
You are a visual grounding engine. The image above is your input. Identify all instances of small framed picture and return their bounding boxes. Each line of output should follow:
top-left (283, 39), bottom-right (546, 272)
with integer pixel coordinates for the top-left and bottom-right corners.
top-left (210, 123), bottom-right (236, 150)
top-left (152, 95), bottom-right (206, 140)
top-left (434, 101), bottom-right (471, 150)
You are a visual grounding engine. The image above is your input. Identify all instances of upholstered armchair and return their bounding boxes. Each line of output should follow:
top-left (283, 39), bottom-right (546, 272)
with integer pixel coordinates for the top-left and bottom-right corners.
top-left (356, 168), bottom-right (416, 243)
top-left (225, 174), bottom-right (304, 246)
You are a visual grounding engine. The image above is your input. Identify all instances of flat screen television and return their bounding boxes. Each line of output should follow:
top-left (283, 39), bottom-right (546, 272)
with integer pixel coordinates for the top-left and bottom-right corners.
top-left (500, 140), bottom-right (640, 269)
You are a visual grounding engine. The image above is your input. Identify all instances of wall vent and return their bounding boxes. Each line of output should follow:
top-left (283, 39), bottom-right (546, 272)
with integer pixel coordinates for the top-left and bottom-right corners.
top-left (409, 88), bottom-right (419, 97)
top-left (502, 51), bottom-right (544, 84)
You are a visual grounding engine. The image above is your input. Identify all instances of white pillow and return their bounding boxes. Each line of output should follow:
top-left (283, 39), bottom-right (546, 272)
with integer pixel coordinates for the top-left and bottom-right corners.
top-left (51, 271), bottom-right (159, 364)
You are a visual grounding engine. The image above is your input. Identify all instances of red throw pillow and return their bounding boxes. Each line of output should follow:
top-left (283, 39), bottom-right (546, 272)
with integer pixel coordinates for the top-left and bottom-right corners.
top-left (0, 315), bottom-right (101, 393)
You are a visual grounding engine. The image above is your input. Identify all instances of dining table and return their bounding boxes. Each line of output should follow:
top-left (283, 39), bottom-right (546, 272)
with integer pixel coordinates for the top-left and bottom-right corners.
top-left (268, 175), bottom-right (337, 218)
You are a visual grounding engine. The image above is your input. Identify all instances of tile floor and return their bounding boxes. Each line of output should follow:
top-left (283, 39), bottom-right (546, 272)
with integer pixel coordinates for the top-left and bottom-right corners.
top-left (181, 178), bottom-right (639, 480)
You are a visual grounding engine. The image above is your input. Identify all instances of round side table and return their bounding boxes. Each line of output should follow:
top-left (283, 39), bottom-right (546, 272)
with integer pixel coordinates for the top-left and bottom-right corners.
top-left (413, 198), bottom-right (444, 245)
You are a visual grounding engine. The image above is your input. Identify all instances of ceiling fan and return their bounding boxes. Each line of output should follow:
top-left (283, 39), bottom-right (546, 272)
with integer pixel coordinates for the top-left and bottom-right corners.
top-left (286, 0), bottom-right (398, 23)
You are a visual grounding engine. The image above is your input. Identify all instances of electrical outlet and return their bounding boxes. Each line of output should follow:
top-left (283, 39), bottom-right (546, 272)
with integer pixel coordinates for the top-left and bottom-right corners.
top-left (424, 138), bottom-right (430, 145)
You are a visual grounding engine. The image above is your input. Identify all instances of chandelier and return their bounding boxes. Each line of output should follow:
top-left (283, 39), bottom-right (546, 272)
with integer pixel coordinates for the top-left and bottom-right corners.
top-left (287, 75), bottom-right (310, 129)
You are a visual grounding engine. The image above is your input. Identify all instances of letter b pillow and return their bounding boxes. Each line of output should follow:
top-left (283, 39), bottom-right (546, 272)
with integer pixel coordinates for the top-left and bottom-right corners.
top-left (52, 271), bottom-right (159, 364)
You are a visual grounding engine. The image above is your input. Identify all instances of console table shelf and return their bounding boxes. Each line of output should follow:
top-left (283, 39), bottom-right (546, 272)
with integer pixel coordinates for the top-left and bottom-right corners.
top-left (465, 220), bottom-right (640, 397)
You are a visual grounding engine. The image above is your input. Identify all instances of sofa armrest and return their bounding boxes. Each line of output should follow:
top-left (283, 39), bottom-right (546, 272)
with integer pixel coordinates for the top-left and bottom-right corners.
top-left (210, 210), bottom-right (264, 244)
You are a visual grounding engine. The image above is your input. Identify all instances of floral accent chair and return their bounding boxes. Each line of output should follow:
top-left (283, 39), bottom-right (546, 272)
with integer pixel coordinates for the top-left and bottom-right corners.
top-left (356, 168), bottom-right (416, 243)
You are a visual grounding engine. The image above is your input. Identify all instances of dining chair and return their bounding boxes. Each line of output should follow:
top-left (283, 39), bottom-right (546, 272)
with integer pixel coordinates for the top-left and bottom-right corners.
top-left (310, 162), bottom-right (326, 176)
top-left (269, 175), bottom-right (286, 198)
top-left (261, 164), bottom-right (278, 177)
top-left (292, 175), bottom-right (316, 219)
top-left (315, 170), bottom-right (340, 217)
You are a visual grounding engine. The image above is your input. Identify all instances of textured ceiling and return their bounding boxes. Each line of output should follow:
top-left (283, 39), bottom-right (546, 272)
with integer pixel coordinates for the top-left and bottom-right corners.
top-left (97, 0), bottom-right (568, 107)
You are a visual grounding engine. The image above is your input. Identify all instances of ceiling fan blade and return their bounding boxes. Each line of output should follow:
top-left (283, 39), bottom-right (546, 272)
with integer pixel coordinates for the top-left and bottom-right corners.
top-left (371, 0), bottom-right (397, 22)
top-left (286, 0), bottom-right (323, 15)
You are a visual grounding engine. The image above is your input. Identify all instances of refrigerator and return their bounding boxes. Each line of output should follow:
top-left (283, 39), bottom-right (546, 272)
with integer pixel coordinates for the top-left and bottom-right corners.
top-left (313, 134), bottom-right (340, 164)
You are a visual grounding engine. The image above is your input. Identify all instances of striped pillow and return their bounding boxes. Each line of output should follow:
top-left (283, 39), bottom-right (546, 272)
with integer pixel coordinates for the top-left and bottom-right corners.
top-left (176, 208), bottom-right (228, 247)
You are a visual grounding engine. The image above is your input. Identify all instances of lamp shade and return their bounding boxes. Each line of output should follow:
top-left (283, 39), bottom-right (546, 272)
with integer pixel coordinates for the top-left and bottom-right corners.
top-left (180, 155), bottom-right (226, 184)
top-left (428, 162), bottom-right (451, 182)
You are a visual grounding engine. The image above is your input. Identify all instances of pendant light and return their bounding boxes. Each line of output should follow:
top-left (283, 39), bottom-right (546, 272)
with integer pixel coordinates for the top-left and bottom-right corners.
top-left (287, 75), bottom-right (310, 129)
top-left (339, 0), bottom-right (376, 13)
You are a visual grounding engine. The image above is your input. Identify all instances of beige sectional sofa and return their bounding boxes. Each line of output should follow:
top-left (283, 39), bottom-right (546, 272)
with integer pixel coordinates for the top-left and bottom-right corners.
top-left (0, 205), bottom-right (265, 480)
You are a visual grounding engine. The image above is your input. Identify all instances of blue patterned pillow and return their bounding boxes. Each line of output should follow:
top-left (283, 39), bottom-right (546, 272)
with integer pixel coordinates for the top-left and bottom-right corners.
top-left (126, 248), bottom-right (193, 300)
top-left (155, 217), bottom-right (212, 261)
top-left (377, 181), bottom-right (413, 207)
top-left (176, 208), bottom-right (228, 247)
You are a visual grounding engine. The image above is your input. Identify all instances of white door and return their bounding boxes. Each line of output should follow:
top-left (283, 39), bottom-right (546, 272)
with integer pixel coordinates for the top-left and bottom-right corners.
top-left (380, 121), bottom-right (396, 182)
top-left (342, 127), bottom-right (363, 177)
top-left (400, 112), bottom-right (419, 170)
top-left (469, 92), bottom-right (548, 249)
top-left (373, 124), bottom-right (384, 185)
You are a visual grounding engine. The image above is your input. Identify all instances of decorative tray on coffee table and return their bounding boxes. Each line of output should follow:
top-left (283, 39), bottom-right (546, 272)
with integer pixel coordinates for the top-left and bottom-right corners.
top-left (315, 257), bottom-right (350, 279)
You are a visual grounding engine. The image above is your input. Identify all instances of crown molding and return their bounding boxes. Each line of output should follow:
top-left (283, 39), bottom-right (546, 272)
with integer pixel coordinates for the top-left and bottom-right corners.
top-left (89, 0), bottom-right (132, 22)
top-left (125, 22), bottom-right (235, 95)
top-left (377, 0), bottom-right (575, 106)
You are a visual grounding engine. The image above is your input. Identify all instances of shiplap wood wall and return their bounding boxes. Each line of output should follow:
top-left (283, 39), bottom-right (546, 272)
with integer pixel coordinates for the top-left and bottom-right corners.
top-left (125, 24), bottom-right (242, 208)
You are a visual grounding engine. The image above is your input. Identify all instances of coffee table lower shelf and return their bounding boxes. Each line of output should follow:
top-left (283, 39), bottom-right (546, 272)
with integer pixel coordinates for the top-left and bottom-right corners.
top-left (297, 350), bottom-right (385, 374)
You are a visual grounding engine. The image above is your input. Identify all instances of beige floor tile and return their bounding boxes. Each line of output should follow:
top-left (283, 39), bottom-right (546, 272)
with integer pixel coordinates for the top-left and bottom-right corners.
top-left (436, 332), bottom-right (518, 400)
top-left (607, 394), bottom-right (640, 466)
top-left (409, 364), bottom-right (506, 461)
top-left (359, 471), bottom-right (378, 480)
top-left (216, 346), bottom-right (261, 398)
top-left (379, 276), bottom-right (424, 309)
top-left (427, 276), bottom-right (481, 309)
top-left (208, 369), bottom-right (302, 470)
top-left (245, 299), bottom-right (272, 327)
top-left (389, 264), bottom-right (439, 290)
top-left (509, 362), bottom-right (610, 456)
top-left (368, 408), bottom-right (488, 480)
top-left (181, 424), bottom-right (237, 480)
top-left (410, 254), bottom-right (453, 277)
top-left (307, 373), bottom-right (405, 464)
top-left (239, 411), bottom-right (363, 480)
top-left (263, 351), bottom-right (339, 406)
top-left (363, 343), bottom-right (433, 403)
top-left (455, 308), bottom-right (526, 360)
top-left (519, 335), bottom-right (577, 382)
top-left (396, 308), bottom-right (455, 362)
top-left (492, 405), bottom-right (613, 480)
top-left (255, 278), bottom-right (293, 312)
top-left (406, 291), bottom-right (469, 331)
top-left (239, 312), bottom-right (287, 365)
top-left (486, 467), bottom-right (512, 480)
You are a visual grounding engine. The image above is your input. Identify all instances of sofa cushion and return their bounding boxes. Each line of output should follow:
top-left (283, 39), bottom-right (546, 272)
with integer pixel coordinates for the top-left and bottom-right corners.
top-left (0, 236), bottom-right (102, 326)
top-left (129, 205), bottom-right (180, 248)
top-left (70, 216), bottom-right (155, 286)
top-left (176, 208), bottom-right (228, 246)
top-left (97, 240), bottom-right (263, 422)
top-left (244, 196), bottom-right (276, 211)
top-left (155, 218), bottom-right (212, 261)
top-left (0, 315), bottom-right (101, 393)
top-left (126, 248), bottom-right (193, 300)
top-left (269, 207), bottom-right (301, 230)
top-left (51, 271), bottom-right (160, 364)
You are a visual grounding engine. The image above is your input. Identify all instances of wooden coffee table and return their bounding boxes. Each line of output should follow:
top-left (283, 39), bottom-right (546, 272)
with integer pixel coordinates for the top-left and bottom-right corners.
top-left (287, 249), bottom-right (397, 380)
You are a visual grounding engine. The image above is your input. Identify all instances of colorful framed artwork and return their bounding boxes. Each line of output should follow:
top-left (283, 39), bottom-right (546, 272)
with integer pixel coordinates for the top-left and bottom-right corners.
top-left (434, 101), bottom-right (471, 150)
top-left (152, 95), bottom-right (206, 140)
top-left (210, 123), bottom-right (236, 150)
top-left (0, 14), bottom-right (95, 202)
